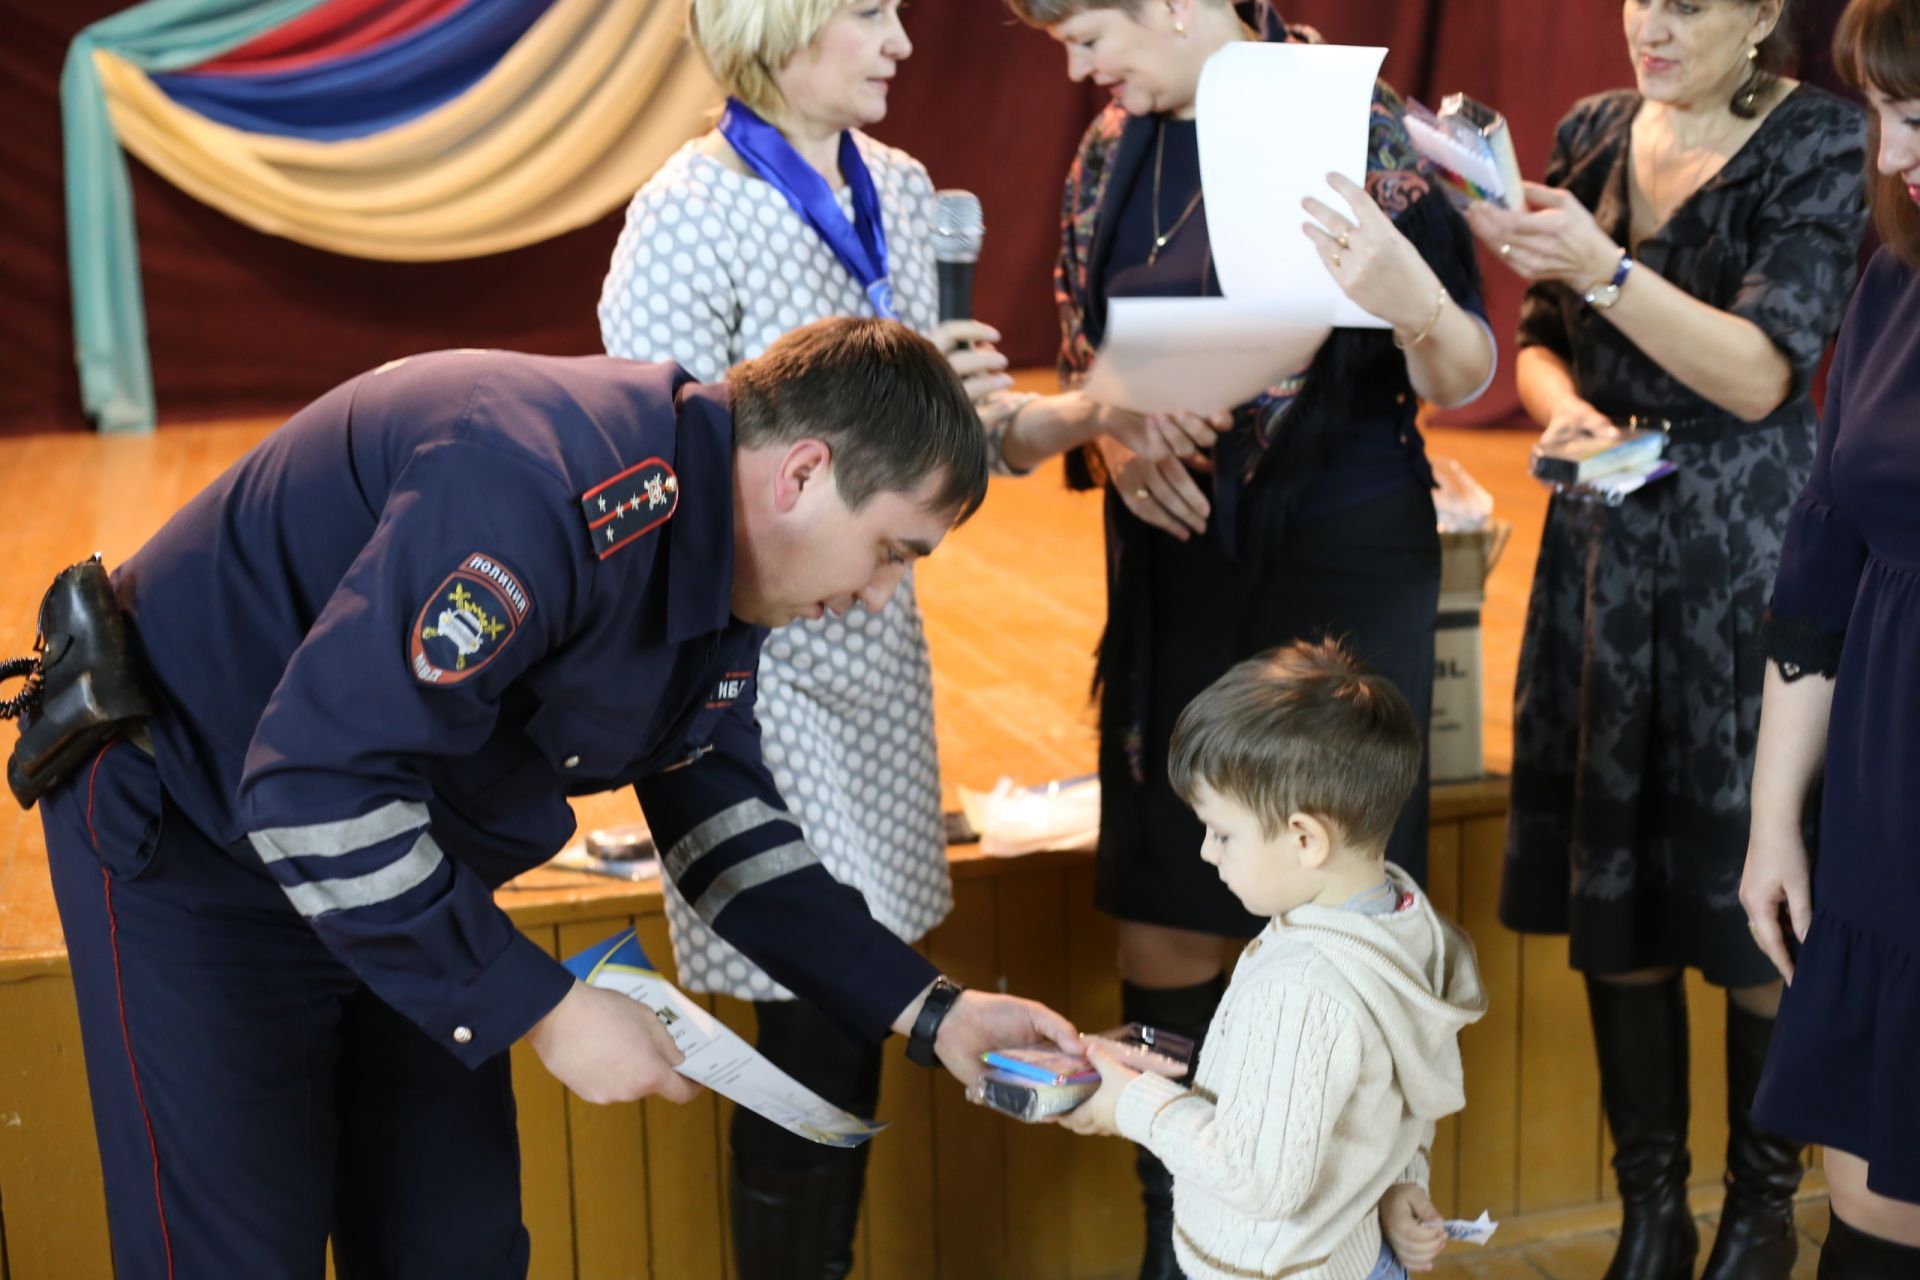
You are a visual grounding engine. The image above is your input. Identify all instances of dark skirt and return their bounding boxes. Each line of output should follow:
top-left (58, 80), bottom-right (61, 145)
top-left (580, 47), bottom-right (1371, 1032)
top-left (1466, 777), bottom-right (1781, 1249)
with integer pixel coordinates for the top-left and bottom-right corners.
top-left (1753, 911), bottom-right (1920, 1201)
top-left (1094, 482), bottom-right (1440, 935)
top-left (1500, 414), bottom-right (1814, 988)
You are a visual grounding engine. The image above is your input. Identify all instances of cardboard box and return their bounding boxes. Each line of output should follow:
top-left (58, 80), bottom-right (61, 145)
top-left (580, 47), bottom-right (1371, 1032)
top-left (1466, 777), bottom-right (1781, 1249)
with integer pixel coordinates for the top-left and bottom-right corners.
top-left (1430, 521), bottom-right (1511, 784)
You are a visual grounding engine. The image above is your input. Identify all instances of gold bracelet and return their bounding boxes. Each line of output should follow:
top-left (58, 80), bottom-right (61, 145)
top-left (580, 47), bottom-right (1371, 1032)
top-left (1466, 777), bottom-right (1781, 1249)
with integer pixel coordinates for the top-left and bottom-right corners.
top-left (1393, 284), bottom-right (1450, 351)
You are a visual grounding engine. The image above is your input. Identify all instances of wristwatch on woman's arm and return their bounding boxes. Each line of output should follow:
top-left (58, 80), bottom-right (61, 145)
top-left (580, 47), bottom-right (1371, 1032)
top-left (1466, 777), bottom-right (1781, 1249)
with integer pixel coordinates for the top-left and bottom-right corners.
top-left (1584, 252), bottom-right (1635, 310)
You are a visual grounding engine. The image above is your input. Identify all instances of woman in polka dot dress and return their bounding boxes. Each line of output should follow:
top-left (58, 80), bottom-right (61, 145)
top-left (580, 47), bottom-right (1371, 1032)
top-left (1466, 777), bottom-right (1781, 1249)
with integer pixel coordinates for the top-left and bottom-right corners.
top-left (596, 1), bottom-right (1049, 1275)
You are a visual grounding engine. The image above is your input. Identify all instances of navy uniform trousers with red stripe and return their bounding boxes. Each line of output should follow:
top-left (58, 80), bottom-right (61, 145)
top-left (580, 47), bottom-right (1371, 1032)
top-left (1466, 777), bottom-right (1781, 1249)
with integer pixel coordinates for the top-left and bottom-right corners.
top-left (44, 740), bottom-right (528, 1279)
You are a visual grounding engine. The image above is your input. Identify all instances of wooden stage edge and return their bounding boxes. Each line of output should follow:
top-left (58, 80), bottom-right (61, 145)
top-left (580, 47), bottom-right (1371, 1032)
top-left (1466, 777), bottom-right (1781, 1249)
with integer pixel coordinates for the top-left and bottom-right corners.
top-left (0, 403), bottom-right (1803, 1280)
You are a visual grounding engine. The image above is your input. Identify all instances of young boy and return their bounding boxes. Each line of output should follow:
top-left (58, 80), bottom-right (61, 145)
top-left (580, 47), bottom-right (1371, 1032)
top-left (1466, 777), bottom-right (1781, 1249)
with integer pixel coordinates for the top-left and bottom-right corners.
top-left (1062, 640), bottom-right (1487, 1280)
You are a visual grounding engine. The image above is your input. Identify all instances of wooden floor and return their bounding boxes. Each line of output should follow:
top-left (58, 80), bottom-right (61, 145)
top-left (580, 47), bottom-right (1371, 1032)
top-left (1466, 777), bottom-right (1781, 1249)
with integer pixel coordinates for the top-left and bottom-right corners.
top-left (1437, 1198), bottom-right (1830, 1279)
top-left (0, 391), bottom-right (1546, 815)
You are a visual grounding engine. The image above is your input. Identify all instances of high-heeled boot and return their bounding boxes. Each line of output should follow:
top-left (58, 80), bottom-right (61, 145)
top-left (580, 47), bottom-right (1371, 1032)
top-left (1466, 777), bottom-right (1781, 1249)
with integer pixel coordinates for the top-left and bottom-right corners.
top-left (728, 999), bottom-right (883, 1280)
top-left (1587, 975), bottom-right (1699, 1280)
top-left (1701, 1001), bottom-right (1803, 1279)
top-left (1122, 975), bottom-right (1225, 1280)
top-left (1818, 1211), bottom-right (1920, 1278)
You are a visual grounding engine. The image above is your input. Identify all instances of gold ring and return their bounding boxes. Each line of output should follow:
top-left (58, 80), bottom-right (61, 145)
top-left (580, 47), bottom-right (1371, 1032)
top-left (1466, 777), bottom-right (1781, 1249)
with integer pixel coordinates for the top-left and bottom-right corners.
top-left (1337, 231), bottom-right (1350, 250)
top-left (1134, 488), bottom-right (1150, 500)
top-left (1331, 251), bottom-right (1342, 268)
top-left (1499, 243), bottom-right (1513, 259)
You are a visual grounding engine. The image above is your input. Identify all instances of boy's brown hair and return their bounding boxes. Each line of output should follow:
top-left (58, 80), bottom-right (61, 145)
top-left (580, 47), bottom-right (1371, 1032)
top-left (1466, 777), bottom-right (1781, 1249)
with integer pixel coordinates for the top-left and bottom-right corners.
top-left (1167, 639), bottom-right (1422, 849)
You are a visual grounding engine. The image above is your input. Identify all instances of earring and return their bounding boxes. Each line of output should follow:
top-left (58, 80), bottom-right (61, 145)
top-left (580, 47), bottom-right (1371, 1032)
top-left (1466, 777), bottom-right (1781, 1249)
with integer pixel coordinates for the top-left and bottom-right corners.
top-left (1748, 45), bottom-right (1759, 61)
top-left (1175, 20), bottom-right (1186, 34)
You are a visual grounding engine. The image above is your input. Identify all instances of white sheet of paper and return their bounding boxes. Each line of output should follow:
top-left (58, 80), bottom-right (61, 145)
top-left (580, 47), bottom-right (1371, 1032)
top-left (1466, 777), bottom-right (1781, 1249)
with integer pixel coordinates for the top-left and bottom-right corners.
top-left (1080, 45), bottom-right (1397, 414)
top-left (1196, 41), bottom-right (1391, 328)
top-left (1081, 297), bottom-right (1329, 415)
top-left (585, 944), bottom-right (886, 1148)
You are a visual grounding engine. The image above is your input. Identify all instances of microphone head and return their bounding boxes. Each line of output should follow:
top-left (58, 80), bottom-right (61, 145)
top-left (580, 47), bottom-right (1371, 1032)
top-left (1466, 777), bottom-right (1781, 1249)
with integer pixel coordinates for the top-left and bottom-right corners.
top-left (932, 190), bottom-right (985, 265)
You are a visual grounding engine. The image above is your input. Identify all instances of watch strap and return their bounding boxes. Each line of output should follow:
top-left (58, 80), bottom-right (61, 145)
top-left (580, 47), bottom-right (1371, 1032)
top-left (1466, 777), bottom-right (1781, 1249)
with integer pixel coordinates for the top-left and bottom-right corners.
top-left (906, 977), bottom-right (964, 1068)
top-left (1585, 253), bottom-right (1634, 308)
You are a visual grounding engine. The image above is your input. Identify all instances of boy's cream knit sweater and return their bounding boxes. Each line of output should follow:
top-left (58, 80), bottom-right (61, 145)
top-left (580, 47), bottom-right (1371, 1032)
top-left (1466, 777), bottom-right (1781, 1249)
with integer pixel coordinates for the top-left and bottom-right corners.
top-left (1114, 865), bottom-right (1487, 1280)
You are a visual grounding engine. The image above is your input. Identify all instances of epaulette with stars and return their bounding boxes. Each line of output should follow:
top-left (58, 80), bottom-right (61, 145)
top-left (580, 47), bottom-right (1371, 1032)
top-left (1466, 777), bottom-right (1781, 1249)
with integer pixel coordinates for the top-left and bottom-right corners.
top-left (581, 458), bottom-right (679, 560)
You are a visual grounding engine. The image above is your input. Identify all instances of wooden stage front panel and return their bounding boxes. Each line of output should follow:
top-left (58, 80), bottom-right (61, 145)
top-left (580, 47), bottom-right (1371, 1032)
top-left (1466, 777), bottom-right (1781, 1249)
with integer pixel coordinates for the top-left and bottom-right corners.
top-left (0, 418), bottom-right (1793, 1279)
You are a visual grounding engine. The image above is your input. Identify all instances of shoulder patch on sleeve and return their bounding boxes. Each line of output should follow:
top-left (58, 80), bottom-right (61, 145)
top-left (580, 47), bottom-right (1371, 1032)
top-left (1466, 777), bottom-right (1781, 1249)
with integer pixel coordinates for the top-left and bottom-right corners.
top-left (410, 552), bottom-right (532, 686)
top-left (581, 458), bottom-right (679, 560)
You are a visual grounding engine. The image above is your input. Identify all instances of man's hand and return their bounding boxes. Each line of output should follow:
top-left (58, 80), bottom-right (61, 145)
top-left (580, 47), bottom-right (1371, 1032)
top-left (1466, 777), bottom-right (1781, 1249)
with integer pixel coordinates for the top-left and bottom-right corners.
top-left (1057, 1038), bottom-right (1141, 1137)
top-left (1379, 1183), bottom-right (1447, 1272)
top-left (924, 988), bottom-right (1079, 1088)
top-left (526, 980), bottom-right (704, 1105)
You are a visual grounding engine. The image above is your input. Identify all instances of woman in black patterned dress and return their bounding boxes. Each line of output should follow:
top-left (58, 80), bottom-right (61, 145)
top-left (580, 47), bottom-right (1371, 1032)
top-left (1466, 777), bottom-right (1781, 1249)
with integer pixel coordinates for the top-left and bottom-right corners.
top-left (1467, 2), bottom-right (1866, 1278)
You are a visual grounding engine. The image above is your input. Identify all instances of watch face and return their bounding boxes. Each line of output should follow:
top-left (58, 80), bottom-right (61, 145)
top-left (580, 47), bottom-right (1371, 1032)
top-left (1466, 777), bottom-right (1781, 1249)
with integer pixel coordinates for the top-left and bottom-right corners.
top-left (1587, 284), bottom-right (1620, 309)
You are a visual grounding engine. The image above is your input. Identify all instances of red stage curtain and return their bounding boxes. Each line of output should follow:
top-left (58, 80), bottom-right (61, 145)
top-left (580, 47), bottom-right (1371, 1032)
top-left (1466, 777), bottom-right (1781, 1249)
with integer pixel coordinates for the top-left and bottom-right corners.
top-left (0, 0), bottom-right (1858, 434)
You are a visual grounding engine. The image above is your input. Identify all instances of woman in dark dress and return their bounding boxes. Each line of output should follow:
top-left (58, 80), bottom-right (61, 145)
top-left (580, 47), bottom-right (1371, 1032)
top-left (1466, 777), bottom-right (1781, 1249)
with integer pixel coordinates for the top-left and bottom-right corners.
top-left (1466, 2), bottom-right (1867, 1277)
top-left (1002, 1), bottom-right (1495, 1273)
top-left (1742, 1), bottom-right (1920, 1274)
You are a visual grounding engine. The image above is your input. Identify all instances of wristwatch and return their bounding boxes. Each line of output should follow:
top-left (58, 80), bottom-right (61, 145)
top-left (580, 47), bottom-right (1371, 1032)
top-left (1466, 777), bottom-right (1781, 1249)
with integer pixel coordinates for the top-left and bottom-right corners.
top-left (905, 977), bottom-right (965, 1068)
top-left (1584, 253), bottom-right (1634, 310)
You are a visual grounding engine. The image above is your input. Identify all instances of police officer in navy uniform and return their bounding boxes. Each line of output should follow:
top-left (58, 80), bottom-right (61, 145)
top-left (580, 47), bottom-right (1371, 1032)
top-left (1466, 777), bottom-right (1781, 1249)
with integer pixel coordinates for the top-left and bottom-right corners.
top-left (36, 318), bottom-right (1077, 1278)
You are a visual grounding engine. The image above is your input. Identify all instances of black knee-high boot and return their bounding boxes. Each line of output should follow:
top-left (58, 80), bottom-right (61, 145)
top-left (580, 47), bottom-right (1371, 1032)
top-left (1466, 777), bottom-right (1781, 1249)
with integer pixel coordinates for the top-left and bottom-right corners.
top-left (1588, 975), bottom-right (1699, 1280)
top-left (1818, 1210), bottom-right (1920, 1278)
top-left (1121, 975), bottom-right (1225, 1280)
top-left (728, 1000), bottom-right (884, 1280)
top-left (1701, 1001), bottom-right (1804, 1279)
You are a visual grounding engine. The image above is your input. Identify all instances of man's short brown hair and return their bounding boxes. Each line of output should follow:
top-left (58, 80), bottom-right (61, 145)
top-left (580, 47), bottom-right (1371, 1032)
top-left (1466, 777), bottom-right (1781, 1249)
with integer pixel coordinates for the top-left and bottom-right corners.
top-left (1167, 639), bottom-right (1422, 850)
top-left (728, 317), bottom-right (989, 523)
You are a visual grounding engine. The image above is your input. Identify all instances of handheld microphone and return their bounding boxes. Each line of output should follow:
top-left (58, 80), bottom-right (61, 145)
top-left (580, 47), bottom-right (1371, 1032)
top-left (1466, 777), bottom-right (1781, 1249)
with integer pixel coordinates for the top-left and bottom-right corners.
top-left (932, 190), bottom-right (985, 323)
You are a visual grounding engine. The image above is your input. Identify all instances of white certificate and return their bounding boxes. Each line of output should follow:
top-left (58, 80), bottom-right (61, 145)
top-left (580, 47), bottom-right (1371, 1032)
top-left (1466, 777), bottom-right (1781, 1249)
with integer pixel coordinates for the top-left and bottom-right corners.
top-left (568, 929), bottom-right (887, 1148)
top-left (1082, 297), bottom-right (1328, 415)
top-left (1196, 40), bottom-right (1391, 328)
top-left (1082, 43), bottom-right (1396, 415)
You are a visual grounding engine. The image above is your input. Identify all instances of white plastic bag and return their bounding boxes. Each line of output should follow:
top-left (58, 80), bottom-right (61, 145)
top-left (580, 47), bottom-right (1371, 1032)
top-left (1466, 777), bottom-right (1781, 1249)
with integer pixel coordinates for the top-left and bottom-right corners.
top-left (958, 775), bottom-right (1101, 857)
top-left (1430, 454), bottom-right (1494, 533)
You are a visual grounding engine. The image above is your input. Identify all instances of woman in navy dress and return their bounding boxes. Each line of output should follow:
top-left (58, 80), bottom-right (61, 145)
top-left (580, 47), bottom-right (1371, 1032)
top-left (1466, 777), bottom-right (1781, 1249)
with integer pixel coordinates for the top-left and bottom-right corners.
top-left (1743, 1), bottom-right (1920, 1274)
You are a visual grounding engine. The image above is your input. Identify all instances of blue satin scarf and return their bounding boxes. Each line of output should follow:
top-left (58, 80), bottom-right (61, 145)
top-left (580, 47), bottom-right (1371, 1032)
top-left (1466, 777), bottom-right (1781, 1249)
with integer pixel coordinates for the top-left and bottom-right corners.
top-left (718, 98), bottom-right (898, 320)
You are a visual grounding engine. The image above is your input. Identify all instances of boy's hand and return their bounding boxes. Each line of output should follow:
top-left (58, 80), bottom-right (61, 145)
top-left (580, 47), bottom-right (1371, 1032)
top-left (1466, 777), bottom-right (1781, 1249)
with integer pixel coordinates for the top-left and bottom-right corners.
top-left (1057, 1038), bottom-right (1142, 1137)
top-left (1379, 1183), bottom-right (1447, 1272)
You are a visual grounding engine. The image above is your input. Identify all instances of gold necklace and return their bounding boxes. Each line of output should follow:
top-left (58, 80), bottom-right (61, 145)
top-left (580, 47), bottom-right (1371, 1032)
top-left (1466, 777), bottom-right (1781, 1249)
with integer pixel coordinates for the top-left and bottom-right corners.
top-left (1634, 107), bottom-right (1748, 226)
top-left (1149, 120), bottom-right (1205, 267)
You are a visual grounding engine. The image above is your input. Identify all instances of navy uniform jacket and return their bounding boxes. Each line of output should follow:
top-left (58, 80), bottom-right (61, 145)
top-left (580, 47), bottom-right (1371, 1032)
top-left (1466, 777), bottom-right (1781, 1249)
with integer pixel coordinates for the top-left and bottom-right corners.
top-left (114, 351), bottom-right (939, 1067)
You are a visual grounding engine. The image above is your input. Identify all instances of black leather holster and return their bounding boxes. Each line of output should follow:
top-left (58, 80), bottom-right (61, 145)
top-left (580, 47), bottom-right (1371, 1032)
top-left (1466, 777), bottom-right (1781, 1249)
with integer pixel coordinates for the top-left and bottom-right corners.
top-left (3, 556), bottom-right (154, 809)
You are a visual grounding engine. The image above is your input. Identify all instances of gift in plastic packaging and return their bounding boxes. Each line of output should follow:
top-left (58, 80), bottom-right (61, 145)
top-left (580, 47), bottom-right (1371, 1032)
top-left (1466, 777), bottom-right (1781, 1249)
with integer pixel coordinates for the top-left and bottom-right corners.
top-left (973, 1023), bottom-right (1195, 1122)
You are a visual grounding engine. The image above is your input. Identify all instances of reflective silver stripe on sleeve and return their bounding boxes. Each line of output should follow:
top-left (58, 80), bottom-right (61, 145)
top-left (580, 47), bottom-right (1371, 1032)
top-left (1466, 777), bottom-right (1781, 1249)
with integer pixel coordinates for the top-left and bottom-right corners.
top-left (662, 798), bottom-right (800, 882)
top-left (250, 800), bottom-right (432, 863)
top-left (278, 833), bottom-right (446, 919)
top-left (689, 840), bottom-right (818, 923)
